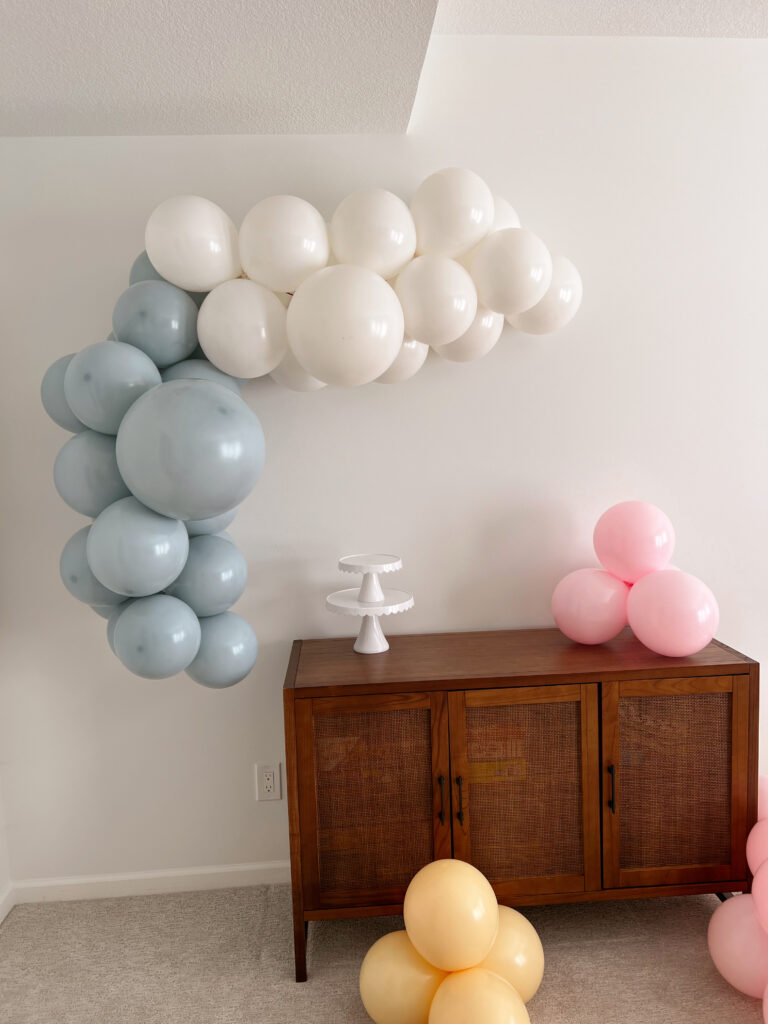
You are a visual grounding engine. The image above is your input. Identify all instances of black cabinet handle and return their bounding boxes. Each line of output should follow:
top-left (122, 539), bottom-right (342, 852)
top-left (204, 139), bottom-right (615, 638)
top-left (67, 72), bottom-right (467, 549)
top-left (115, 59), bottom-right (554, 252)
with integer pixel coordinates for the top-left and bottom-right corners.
top-left (607, 764), bottom-right (616, 814)
top-left (437, 775), bottom-right (445, 825)
top-left (456, 775), bottom-right (465, 825)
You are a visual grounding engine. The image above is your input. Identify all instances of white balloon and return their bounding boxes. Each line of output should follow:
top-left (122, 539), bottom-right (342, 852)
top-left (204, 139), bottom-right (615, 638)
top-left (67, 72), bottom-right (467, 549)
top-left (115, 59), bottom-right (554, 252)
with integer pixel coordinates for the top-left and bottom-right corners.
top-left (376, 337), bottom-right (429, 383)
top-left (435, 307), bottom-right (504, 362)
top-left (471, 228), bottom-right (552, 317)
top-left (239, 195), bottom-right (328, 293)
top-left (286, 265), bottom-right (403, 387)
top-left (270, 347), bottom-right (327, 392)
top-left (198, 279), bottom-right (288, 378)
top-left (330, 189), bottom-right (416, 278)
top-left (508, 255), bottom-right (583, 334)
top-left (145, 196), bottom-right (241, 292)
top-left (492, 195), bottom-right (521, 231)
top-left (459, 196), bottom-right (521, 271)
top-left (411, 168), bottom-right (494, 258)
top-left (395, 255), bottom-right (477, 348)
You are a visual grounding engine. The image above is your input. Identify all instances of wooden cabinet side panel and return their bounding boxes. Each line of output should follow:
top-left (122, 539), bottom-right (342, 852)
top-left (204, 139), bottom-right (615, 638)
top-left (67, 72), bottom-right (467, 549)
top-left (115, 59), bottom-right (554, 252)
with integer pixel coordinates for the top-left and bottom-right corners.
top-left (295, 699), bottom-right (321, 909)
top-left (731, 675), bottom-right (749, 878)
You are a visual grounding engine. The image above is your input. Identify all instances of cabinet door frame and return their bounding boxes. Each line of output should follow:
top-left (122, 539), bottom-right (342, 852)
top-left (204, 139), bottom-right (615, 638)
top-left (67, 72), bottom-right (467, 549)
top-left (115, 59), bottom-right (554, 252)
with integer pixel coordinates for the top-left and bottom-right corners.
top-left (295, 690), bottom-right (451, 910)
top-left (601, 675), bottom-right (749, 889)
top-left (448, 683), bottom-right (602, 898)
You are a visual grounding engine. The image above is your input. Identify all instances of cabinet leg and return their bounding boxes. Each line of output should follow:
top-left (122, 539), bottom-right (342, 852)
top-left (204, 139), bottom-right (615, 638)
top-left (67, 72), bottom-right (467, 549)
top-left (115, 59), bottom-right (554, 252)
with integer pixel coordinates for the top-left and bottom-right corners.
top-left (293, 915), bottom-right (308, 982)
top-left (716, 892), bottom-right (732, 902)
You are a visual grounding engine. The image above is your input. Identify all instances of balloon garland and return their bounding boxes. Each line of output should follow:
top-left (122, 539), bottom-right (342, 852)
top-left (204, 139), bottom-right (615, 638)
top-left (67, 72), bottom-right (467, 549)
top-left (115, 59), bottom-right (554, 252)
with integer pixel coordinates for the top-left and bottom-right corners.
top-left (42, 167), bottom-right (582, 686)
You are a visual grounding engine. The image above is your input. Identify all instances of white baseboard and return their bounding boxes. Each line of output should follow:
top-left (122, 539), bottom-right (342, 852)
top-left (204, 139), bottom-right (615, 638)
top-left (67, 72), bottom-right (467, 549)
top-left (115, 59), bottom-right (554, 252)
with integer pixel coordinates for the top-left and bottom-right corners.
top-left (10, 860), bottom-right (290, 905)
top-left (0, 882), bottom-right (15, 926)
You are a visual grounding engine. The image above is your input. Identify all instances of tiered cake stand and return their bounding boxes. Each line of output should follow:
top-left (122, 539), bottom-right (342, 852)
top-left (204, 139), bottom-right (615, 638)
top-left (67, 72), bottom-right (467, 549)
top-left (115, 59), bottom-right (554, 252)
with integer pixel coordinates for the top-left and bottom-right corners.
top-left (326, 554), bottom-right (414, 654)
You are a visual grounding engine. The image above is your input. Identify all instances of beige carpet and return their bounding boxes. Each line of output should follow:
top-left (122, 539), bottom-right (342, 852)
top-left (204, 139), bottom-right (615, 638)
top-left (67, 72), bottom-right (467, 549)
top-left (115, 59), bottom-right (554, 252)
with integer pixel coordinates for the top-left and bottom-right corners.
top-left (0, 886), bottom-right (761, 1023)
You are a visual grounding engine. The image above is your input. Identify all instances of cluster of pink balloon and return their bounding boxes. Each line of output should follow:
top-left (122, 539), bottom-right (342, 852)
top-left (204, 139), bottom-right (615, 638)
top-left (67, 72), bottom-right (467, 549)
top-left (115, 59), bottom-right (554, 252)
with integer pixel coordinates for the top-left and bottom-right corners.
top-left (359, 859), bottom-right (543, 1024)
top-left (143, 168), bottom-right (582, 391)
top-left (551, 501), bottom-right (719, 657)
top-left (708, 778), bottom-right (768, 1017)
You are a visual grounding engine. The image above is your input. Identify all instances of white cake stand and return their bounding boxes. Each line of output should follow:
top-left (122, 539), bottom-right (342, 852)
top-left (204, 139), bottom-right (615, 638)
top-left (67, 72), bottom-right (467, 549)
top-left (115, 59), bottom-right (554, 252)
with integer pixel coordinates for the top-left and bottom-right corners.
top-left (326, 554), bottom-right (414, 654)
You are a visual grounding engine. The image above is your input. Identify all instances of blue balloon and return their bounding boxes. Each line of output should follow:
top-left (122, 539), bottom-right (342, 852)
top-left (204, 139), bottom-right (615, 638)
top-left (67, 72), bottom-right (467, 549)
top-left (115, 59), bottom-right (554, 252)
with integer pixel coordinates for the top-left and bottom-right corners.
top-left (166, 535), bottom-right (247, 616)
top-left (60, 526), bottom-right (125, 609)
top-left (112, 281), bottom-right (198, 368)
top-left (116, 380), bottom-right (265, 521)
top-left (92, 602), bottom-right (120, 619)
top-left (162, 359), bottom-right (241, 395)
top-left (87, 496), bottom-right (189, 597)
top-left (113, 595), bottom-right (201, 679)
top-left (41, 354), bottom-right (86, 433)
top-left (64, 340), bottom-right (161, 435)
top-left (185, 507), bottom-right (238, 536)
top-left (185, 612), bottom-right (257, 688)
top-left (129, 251), bottom-right (207, 308)
top-left (106, 600), bottom-right (133, 652)
top-left (54, 430), bottom-right (130, 517)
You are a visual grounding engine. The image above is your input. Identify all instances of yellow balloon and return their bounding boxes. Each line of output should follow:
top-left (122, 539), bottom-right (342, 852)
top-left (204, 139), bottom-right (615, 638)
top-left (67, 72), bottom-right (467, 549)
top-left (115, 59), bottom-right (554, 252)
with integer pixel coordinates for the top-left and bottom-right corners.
top-left (477, 905), bottom-right (544, 1003)
top-left (359, 931), bottom-right (446, 1024)
top-left (404, 859), bottom-right (499, 972)
top-left (428, 968), bottom-right (530, 1024)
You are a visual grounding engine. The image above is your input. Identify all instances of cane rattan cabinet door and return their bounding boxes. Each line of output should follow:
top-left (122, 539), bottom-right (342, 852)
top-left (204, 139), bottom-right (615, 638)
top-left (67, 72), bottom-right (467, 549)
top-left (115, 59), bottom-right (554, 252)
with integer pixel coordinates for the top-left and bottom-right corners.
top-left (448, 684), bottom-right (601, 898)
top-left (295, 691), bottom-right (450, 910)
top-left (602, 676), bottom-right (749, 888)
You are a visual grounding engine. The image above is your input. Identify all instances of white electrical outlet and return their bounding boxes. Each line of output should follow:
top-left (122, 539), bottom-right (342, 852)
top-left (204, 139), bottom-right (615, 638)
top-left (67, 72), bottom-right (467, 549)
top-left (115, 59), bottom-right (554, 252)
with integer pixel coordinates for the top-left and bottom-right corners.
top-left (255, 762), bottom-right (281, 801)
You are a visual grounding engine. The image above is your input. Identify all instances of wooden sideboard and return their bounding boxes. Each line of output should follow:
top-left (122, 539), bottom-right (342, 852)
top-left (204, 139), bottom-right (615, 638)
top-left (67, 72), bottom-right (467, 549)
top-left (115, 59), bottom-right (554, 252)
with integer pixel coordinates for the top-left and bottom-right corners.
top-left (283, 627), bottom-right (758, 980)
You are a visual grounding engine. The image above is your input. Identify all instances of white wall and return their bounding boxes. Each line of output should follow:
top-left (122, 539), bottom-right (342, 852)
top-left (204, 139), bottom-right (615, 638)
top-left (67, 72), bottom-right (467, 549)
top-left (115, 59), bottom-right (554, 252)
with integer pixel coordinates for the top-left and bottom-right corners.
top-left (0, 780), bottom-right (11, 915)
top-left (1, 36), bottom-right (767, 889)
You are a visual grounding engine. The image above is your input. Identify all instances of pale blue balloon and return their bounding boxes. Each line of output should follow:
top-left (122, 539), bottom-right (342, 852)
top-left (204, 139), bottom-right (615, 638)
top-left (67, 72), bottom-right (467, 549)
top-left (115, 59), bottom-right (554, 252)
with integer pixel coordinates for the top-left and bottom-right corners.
top-left (92, 602), bottom-right (119, 619)
top-left (215, 530), bottom-right (235, 544)
top-left (60, 526), bottom-right (125, 608)
top-left (165, 535), bottom-right (247, 617)
top-left (161, 359), bottom-right (241, 395)
top-left (87, 496), bottom-right (189, 597)
top-left (106, 600), bottom-right (133, 652)
top-left (185, 507), bottom-right (238, 536)
top-left (185, 612), bottom-right (257, 688)
top-left (64, 340), bottom-right (161, 435)
top-left (129, 251), bottom-right (207, 307)
top-left (112, 281), bottom-right (198, 368)
top-left (113, 595), bottom-right (201, 679)
top-left (41, 354), bottom-right (86, 433)
top-left (54, 430), bottom-right (130, 517)
top-left (116, 380), bottom-right (265, 521)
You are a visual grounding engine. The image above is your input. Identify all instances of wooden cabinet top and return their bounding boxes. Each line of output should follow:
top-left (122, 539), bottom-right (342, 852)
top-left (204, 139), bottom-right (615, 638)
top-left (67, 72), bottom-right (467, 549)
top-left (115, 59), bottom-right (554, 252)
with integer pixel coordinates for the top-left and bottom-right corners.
top-left (284, 627), bottom-right (755, 698)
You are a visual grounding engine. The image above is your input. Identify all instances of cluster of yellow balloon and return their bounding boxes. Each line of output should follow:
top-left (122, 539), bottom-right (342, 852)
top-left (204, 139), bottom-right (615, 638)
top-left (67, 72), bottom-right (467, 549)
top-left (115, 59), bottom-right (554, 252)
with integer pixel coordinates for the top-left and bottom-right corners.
top-left (359, 859), bottom-right (544, 1024)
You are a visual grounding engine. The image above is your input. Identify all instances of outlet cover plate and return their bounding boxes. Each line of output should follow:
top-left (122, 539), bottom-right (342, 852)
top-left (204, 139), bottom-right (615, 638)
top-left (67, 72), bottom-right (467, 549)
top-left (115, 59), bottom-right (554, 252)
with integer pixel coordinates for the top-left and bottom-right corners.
top-left (255, 762), bottom-right (281, 801)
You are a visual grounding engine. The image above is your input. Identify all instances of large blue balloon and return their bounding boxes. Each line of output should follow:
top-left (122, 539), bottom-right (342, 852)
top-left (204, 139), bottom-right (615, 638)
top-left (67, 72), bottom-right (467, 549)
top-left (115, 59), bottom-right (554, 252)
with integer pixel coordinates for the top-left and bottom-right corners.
top-left (53, 430), bottom-right (130, 517)
top-left (41, 354), bottom-right (86, 433)
top-left (113, 595), bottom-right (201, 679)
top-left (161, 359), bottom-right (241, 395)
top-left (87, 496), bottom-right (189, 597)
top-left (165, 535), bottom-right (247, 616)
top-left (185, 612), bottom-right (257, 688)
top-left (112, 281), bottom-right (198, 368)
top-left (60, 526), bottom-right (125, 609)
top-left (185, 507), bottom-right (238, 536)
top-left (115, 380), bottom-right (265, 521)
top-left (106, 600), bottom-right (133, 652)
top-left (129, 251), bottom-right (207, 308)
top-left (64, 340), bottom-right (161, 435)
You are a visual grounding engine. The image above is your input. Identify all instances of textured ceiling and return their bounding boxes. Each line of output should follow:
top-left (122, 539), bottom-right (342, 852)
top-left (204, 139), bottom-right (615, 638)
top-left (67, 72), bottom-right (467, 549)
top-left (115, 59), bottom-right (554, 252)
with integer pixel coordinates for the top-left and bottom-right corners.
top-left (3, 0), bottom-right (767, 137)
top-left (0, 0), bottom-right (438, 135)
top-left (434, 0), bottom-right (768, 37)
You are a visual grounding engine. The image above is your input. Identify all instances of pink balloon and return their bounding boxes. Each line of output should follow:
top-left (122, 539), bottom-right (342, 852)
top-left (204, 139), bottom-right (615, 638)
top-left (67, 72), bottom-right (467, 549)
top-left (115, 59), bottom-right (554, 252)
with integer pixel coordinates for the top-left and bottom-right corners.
top-left (551, 568), bottom-right (629, 645)
top-left (755, 862), bottom-right (768, 933)
top-left (627, 569), bottom-right (719, 657)
top-left (760, 776), bottom-right (768, 821)
top-left (593, 501), bottom-right (675, 583)
top-left (748, 821), bottom-right (768, 874)
top-left (708, 894), bottom-right (768, 997)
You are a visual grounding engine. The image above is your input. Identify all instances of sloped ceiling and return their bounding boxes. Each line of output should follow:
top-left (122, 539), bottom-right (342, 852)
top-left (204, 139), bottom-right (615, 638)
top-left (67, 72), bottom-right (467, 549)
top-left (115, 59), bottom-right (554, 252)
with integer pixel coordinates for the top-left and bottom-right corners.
top-left (2, 0), bottom-right (766, 136)
top-left (0, 0), bottom-right (439, 135)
